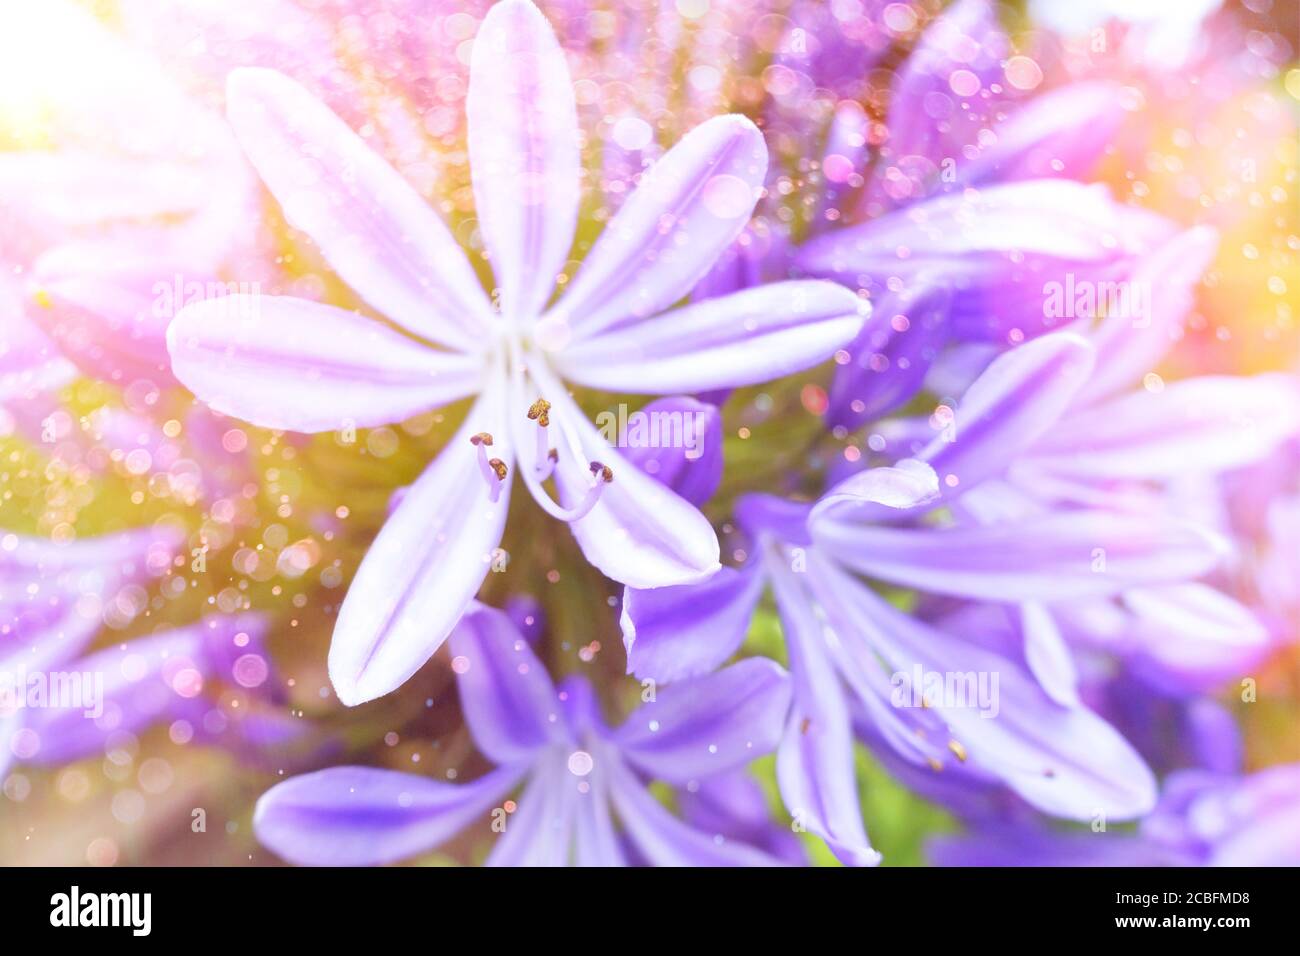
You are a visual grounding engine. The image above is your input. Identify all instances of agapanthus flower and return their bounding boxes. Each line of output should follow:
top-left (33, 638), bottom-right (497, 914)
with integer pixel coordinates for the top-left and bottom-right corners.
top-left (254, 601), bottom-right (791, 866)
top-left (620, 322), bottom-right (1278, 862)
top-left (168, 0), bottom-right (867, 706)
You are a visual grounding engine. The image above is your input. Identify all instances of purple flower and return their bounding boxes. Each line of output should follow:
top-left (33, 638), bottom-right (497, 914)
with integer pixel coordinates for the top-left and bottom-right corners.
top-left (621, 328), bottom-right (1265, 862)
top-left (629, 474), bottom-right (1165, 865)
top-left (168, 0), bottom-right (866, 707)
top-left (253, 601), bottom-right (792, 866)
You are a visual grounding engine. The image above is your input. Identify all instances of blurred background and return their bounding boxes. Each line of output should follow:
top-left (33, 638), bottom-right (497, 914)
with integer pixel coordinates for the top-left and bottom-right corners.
top-left (0, 0), bottom-right (1297, 865)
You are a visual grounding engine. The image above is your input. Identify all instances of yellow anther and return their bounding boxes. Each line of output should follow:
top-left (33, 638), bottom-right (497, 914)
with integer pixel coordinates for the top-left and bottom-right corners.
top-left (526, 398), bottom-right (551, 428)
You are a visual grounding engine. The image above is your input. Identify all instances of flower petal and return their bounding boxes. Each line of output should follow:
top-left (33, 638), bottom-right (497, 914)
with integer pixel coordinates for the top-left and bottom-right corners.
top-left (608, 756), bottom-right (782, 866)
top-left (254, 764), bottom-right (522, 866)
top-left (921, 331), bottom-right (1096, 490)
top-left (960, 81), bottom-right (1125, 185)
top-left (827, 281), bottom-right (951, 430)
top-left (878, 0), bottom-right (1010, 176)
top-left (167, 294), bottom-right (483, 433)
top-left (798, 180), bottom-right (1171, 342)
top-left (485, 758), bottom-right (576, 866)
top-left (1075, 225), bottom-right (1219, 405)
top-left (809, 459), bottom-right (940, 529)
top-left (615, 658), bottom-right (790, 783)
top-left (467, 0), bottom-right (578, 320)
top-left (329, 392), bottom-right (511, 705)
top-left (768, 556), bottom-right (880, 866)
top-left (814, 511), bottom-right (1227, 602)
top-left (678, 768), bottom-right (806, 864)
top-left (28, 244), bottom-right (178, 384)
top-left (1123, 584), bottom-right (1272, 693)
top-left (618, 396), bottom-right (723, 507)
top-left (1028, 374), bottom-right (1300, 480)
top-left (20, 614), bottom-right (267, 765)
top-left (811, 564), bottom-right (1158, 820)
top-left (448, 602), bottom-right (565, 765)
top-left (620, 563), bottom-right (765, 683)
top-left (225, 67), bottom-right (491, 350)
top-left (1020, 602), bottom-right (1080, 707)
top-left (550, 114), bottom-right (767, 339)
top-left (557, 281), bottom-right (864, 394)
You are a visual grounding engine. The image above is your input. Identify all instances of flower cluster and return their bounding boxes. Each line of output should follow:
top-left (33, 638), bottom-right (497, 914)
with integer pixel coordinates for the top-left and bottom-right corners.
top-left (1, 0), bottom-right (1297, 867)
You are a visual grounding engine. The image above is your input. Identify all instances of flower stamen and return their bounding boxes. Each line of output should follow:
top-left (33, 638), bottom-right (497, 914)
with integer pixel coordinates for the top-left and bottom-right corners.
top-left (471, 432), bottom-right (508, 502)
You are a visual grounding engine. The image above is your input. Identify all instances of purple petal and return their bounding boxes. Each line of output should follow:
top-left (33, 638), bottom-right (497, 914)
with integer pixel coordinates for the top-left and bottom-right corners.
top-left (556, 281), bottom-right (865, 393)
top-left (1186, 699), bottom-right (1243, 775)
top-left (811, 566), bottom-right (1158, 820)
top-left (329, 394), bottom-right (511, 705)
top-left (619, 396), bottom-right (723, 507)
top-left (615, 658), bottom-right (790, 783)
top-left (620, 563), bottom-right (765, 683)
top-left (255, 764), bottom-right (522, 866)
top-left (827, 281), bottom-right (951, 430)
top-left (448, 602), bottom-right (565, 764)
top-left (467, 0), bottom-right (578, 320)
top-left (870, 0), bottom-right (1011, 202)
top-left (734, 494), bottom-right (814, 546)
top-left (930, 826), bottom-right (1179, 867)
top-left (678, 768), bottom-right (806, 864)
top-left (813, 510), bottom-right (1227, 602)
top-left (549, 114), bottom-right (767, 339)
top-left (572, 762), bottom-right (628, 866)
top-left (769, 560), bottom-right (880, 866)
top-left (809, 101), bottom-right (871, 236)
top-left (20, 615), bottom-right (264, 765)
top-left (28, 245), bottom-right (176, 384)
top-left (921, 331), bottom-right (1096, 492)
top-left (168, 294), bottom-right (483, 433)
top-left (809, 458), bottom-right (940, 530)
top-left (798, 180), bottom-right (1172, 342)
top-left (485, 758), bottom-right (575, 866)
top-left (1019, 602), bottom-right (1080, 707)
top-left (1075, 226), bottom-right (1219, 405)
top-left (960, 82), bottom-right (1125, 185)
top-left (225, 67), bottom-right (491, 350)
top-left (1207, 767), bottom-right (1300, 866)
top-left (1028, 374), bottom-right (1300, 480)
top-left (0, 302), bottom-right (75, 405)
top-left (1123, 585), bottom-right (1271, 693)
top-left (608, 756), bottom-right (783, 866)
